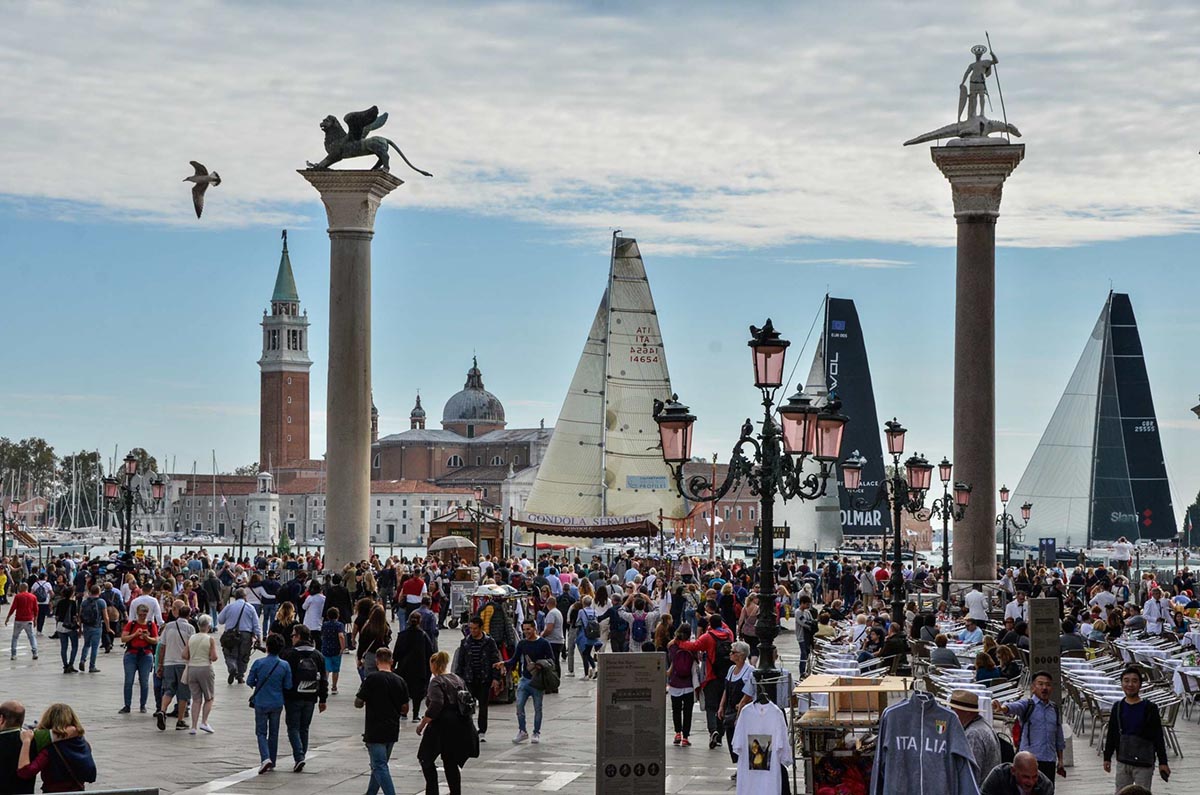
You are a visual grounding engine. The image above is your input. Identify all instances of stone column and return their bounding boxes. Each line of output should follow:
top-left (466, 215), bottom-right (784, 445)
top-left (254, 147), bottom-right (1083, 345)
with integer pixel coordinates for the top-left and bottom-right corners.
top-left (930, 143), bottom-right (1024, 583)
top-left (299, 170), bottom-right (403, 572)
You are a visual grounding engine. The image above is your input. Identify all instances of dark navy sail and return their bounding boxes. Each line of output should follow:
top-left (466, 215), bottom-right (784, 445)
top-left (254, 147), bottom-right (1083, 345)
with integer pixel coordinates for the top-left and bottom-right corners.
top-left (1088, 293), bottom-right (1176, 543)
top-left (823, 298), bottom-right (892, 539)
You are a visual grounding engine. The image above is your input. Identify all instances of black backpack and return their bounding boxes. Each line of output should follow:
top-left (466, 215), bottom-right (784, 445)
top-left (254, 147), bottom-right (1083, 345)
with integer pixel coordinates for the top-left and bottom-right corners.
top-left (711, 631), bottom-right (733, 678)
top-left (293, 651), bottom-right (322, 695)
top-left (455, 686), bottom-right (478, 718)
top-left (81, 597), bottom-right (103, 628)
top-left (996, 730), bottom-right (1016, 763)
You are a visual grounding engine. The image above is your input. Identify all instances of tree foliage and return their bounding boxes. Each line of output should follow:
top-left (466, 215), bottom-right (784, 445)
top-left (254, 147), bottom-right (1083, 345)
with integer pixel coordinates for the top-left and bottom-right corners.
top-left (233, 462), bottom-right (260, 476)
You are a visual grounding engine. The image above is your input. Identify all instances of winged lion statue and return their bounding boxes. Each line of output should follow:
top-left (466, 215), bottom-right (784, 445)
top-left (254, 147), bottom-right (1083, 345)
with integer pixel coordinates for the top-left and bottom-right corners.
top-left (305, 106), bottom-right (433, 176)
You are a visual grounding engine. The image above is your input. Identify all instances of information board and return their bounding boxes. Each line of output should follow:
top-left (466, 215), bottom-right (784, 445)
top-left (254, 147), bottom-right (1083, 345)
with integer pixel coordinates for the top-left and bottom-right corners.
top-left (596, 653), bottom-right (666, 795)
top-left (449, 581), bottom-right (475, 617)
top-left (1028, 597), bottom-right (1062, 703)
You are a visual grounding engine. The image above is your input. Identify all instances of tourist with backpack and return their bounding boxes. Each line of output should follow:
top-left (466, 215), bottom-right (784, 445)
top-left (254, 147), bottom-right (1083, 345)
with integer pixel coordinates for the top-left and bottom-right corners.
top-left (678, 614), bottom-right (735, 749)
top-left (999, 671), bottom-right (1066, 784)
top-left (666, 626), bottom-right (697, 746)
top-left (281, 625), bottom-right (328, 773)
top-left (618, 593), bottom-right (660, 652)
top-left (574, 595), bottom-right (602, 679)
top-left (598, 592), bottom-right (629, 652)
top-left (416, 650), bottom-right (475, 795)
top-left (78, 586), bottom-right (107, 673)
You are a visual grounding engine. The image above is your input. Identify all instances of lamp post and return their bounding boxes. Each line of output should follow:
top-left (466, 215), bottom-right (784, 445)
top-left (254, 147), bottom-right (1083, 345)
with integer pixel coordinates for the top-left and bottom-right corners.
top-left (995, 485), bottom-right (1031, 572)
top-left (1, 499), bottom-right (18, 559)
top-left (841, 420), bottom-right (935, 629)
top-left (654, 318), bottom-right (849, 689)
top-left (927, 457), bottom-right (971, 602)
top-left (102, 453), bottom-right (165, 553)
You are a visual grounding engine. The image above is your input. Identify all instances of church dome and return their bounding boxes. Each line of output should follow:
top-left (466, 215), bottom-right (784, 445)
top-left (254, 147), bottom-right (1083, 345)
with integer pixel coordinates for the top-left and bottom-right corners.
top-left (442, 357), bottom-right (506, 426)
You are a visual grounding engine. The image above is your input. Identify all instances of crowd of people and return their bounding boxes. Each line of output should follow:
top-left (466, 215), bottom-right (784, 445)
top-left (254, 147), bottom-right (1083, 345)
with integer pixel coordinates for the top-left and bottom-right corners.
top-left (0, 540), bottom-right (1196, 792)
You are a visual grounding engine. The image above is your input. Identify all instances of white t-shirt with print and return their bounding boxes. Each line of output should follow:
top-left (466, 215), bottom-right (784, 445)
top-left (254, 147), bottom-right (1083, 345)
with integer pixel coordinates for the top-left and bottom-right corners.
top-left (731, 700), bottom-right (792, 794)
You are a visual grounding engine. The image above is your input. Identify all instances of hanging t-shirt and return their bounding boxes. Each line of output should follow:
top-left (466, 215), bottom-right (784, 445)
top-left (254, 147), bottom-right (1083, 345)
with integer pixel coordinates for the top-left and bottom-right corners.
top-left (731, 701), bottom-right (791, 795)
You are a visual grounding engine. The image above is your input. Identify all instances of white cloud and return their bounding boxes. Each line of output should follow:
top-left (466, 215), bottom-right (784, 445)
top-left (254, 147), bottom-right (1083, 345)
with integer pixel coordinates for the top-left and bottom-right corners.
top-left (778, 258), bottom-right (913, 269)
top-left (3, 1), bottom-right (1200, 251)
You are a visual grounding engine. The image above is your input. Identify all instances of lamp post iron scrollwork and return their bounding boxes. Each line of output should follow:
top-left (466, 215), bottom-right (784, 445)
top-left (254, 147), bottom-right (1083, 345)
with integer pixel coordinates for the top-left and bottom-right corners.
top-left (101, 453), bottom-right (165, 554)
top-left (654, 318), bottom-right (850, 689)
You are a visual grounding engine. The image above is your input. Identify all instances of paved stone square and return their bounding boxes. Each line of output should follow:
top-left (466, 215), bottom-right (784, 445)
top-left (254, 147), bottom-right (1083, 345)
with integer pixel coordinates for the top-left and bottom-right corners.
top-left (2, 618), bottom-right (1197, 794)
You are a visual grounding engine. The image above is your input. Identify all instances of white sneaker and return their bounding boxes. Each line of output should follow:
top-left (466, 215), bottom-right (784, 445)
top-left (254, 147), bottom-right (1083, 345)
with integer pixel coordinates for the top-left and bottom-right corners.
top-left (531, 733), bottom-right (541, 744)
top-left (513, 730), bottom-right (529, 744)
top-left (199, 723), bottom-right (214, 734)
top-left (189, 728), bottom-right (197, 735)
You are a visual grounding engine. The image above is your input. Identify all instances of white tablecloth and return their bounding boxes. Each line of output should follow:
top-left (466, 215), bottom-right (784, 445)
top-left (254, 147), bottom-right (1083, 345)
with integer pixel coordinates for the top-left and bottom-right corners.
top-left (1183, 631), bottom-right (1200, 649)
top-left (1172, 667), bottom-right (1200, 696)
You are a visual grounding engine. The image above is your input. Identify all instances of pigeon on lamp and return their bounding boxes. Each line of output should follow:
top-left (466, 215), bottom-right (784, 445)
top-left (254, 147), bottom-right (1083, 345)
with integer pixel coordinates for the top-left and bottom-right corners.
top-left (183, 161), bottom-right (221, 218)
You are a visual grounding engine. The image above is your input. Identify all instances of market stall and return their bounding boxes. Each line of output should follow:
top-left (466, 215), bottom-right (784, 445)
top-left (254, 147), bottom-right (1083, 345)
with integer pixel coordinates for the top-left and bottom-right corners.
top-left (792, 675), bottom-right (911, 795)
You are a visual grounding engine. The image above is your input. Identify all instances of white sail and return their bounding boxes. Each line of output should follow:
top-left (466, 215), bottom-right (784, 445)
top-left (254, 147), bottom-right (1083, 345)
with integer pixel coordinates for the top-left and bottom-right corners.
top-left (519, 236), bottom-right (684, 546)
top-left (1010, 307), bottom-right (1105, 546)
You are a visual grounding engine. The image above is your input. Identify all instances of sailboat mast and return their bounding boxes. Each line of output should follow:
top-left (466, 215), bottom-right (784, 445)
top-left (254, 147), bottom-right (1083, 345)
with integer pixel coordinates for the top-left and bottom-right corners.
top-left (599, 231), bottom-right (618, 517)
top-left (1085, 290), bottom-right (1113, 550)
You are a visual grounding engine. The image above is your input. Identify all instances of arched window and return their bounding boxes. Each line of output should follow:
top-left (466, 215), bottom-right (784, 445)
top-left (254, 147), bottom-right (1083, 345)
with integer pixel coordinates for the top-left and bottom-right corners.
top-left (447, 455), bottom-right (465, 468)
top-left (491, 456), bottom-right (504, 466)
top-left (372, 453), bottom-right (381, 469)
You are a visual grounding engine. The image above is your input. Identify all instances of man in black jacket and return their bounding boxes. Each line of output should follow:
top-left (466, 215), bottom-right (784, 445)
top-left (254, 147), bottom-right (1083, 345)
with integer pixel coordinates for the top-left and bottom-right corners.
top-left (323, 575), bottom-right (354, 637)
top-left (454, 617), bottom-right (501, 740)
top-left (281, 625), bottom-right (328, 773)
top-left (1102, 666), bottom-right (1170, 791)
top-left (0, 701), bottom-right (33, 794)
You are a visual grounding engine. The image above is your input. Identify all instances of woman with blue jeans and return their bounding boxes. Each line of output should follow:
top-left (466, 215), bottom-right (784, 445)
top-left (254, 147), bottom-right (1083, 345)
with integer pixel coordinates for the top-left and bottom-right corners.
top-left (246, 633), bottom-right (293, 775)
top-left (119, 604), bottom-right (159, 713)
top-left (53, 587), bottom-right (81, 673)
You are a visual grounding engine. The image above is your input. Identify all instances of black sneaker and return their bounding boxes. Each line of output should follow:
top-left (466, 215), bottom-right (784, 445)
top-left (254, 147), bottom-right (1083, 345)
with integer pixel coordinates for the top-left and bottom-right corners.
top-left (293, 760), bottom-right (305, 773)
top-left (709, 731), bottom-right (720, 749)
top-left (156, 711), bottom-right (166, 731)
top-left (139, 706), bottom-right (148, 713)
top-left (88, 668), bottom-right (100, 673)
top-left (118, 706), bottom-right (131, 714)
top-left (176, 720), bottom-right (189, 730)
top-left (228, 672), bottom-right (236, 684)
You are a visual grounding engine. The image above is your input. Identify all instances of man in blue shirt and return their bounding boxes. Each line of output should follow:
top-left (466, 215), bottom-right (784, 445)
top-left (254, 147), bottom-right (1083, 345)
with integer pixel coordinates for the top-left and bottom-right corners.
top-left (957, 618), bottom-right (984, 645)
top-left (494, 620), bottom-right (554, 744)
top-left (1000, 671), bottom-right (1065, 783)
top-left (218, 589), bottom-right (262, 684)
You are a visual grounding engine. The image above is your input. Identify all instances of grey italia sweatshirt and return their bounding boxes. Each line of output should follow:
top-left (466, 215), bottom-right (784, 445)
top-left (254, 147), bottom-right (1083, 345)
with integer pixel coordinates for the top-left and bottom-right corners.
top-left (870, 692), bottom-right (980, 795)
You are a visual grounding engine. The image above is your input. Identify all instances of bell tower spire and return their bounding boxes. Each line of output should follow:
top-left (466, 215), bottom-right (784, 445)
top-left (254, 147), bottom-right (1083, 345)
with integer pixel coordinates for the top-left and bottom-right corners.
top-left (259, 229), bottom-right (312, 472)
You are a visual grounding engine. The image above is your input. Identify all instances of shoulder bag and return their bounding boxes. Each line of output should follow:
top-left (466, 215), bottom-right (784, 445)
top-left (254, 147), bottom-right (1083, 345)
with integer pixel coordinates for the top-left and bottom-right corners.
top-left (1116, 703), bottom-right (1157, 767)
top-left (221, 604), bottom-right (248, 651)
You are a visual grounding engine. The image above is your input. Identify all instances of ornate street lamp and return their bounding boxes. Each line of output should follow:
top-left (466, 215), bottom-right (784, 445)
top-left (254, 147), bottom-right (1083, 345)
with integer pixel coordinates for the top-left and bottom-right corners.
top-left (655, 318), bottom-right (849, 694)
top-left (923, 457), bottom-right (972, 602)
top-left (101, 452), bottom-right (166, 553)
top-left (851, 418), bottom-right (954, 629)
top-left (0, 499), bottom-right (19, 558)
top-left (995, 485), bottom-right (1032, 572)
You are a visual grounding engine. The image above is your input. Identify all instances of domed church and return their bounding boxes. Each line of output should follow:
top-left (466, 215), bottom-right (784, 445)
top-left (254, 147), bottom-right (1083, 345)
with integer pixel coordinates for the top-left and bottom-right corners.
top-left (372, 358), bottom-right (552, 511)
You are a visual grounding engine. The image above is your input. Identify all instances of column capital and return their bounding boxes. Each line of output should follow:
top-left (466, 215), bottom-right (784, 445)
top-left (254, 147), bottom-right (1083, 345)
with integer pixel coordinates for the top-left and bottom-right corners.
top-left (298, 170), bottom-right (404, 233)
top-left (930, 143), bottom-right (1025, 219)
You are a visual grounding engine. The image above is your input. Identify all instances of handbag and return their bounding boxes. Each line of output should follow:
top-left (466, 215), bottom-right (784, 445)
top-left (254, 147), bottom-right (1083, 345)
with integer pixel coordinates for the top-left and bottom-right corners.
top-left (1116, 704), bottom-right (1157, 767)
top-left (248, 660), bottom-right (281, 709)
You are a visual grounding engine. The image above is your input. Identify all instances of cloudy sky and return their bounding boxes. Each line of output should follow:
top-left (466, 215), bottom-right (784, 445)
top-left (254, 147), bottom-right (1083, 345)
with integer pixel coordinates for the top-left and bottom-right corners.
top-left (3, 1), bottom-right (1199, 522)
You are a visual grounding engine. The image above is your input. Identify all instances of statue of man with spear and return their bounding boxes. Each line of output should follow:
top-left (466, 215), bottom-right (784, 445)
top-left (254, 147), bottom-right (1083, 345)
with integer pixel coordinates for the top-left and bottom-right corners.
top-left (959, 42), bottom-right (1000, 122)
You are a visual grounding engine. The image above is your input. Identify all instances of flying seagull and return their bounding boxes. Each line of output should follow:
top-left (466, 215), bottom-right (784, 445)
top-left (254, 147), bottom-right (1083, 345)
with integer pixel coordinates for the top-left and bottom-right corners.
top-left (183, 161), bottom-right (221, 218)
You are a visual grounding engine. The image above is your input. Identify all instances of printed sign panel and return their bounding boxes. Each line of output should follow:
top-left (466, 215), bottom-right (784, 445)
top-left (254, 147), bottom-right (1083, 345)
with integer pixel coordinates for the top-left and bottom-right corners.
top-left (1028, 597), bottom-right (1062, 704)
top-left (596, 653), bottom-right (665, 795)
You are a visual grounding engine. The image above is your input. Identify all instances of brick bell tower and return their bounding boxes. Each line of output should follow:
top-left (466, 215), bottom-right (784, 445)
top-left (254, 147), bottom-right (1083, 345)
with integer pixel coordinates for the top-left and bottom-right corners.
top-left (259, 230), bottom-right (311, 473)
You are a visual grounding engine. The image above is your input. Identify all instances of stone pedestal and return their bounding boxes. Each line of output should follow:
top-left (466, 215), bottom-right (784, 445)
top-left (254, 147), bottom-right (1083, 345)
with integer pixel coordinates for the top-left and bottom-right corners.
top-left (930, 143), bottom-right (1024, 583)
top-left (299, 170), bottom-right (403, 572)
